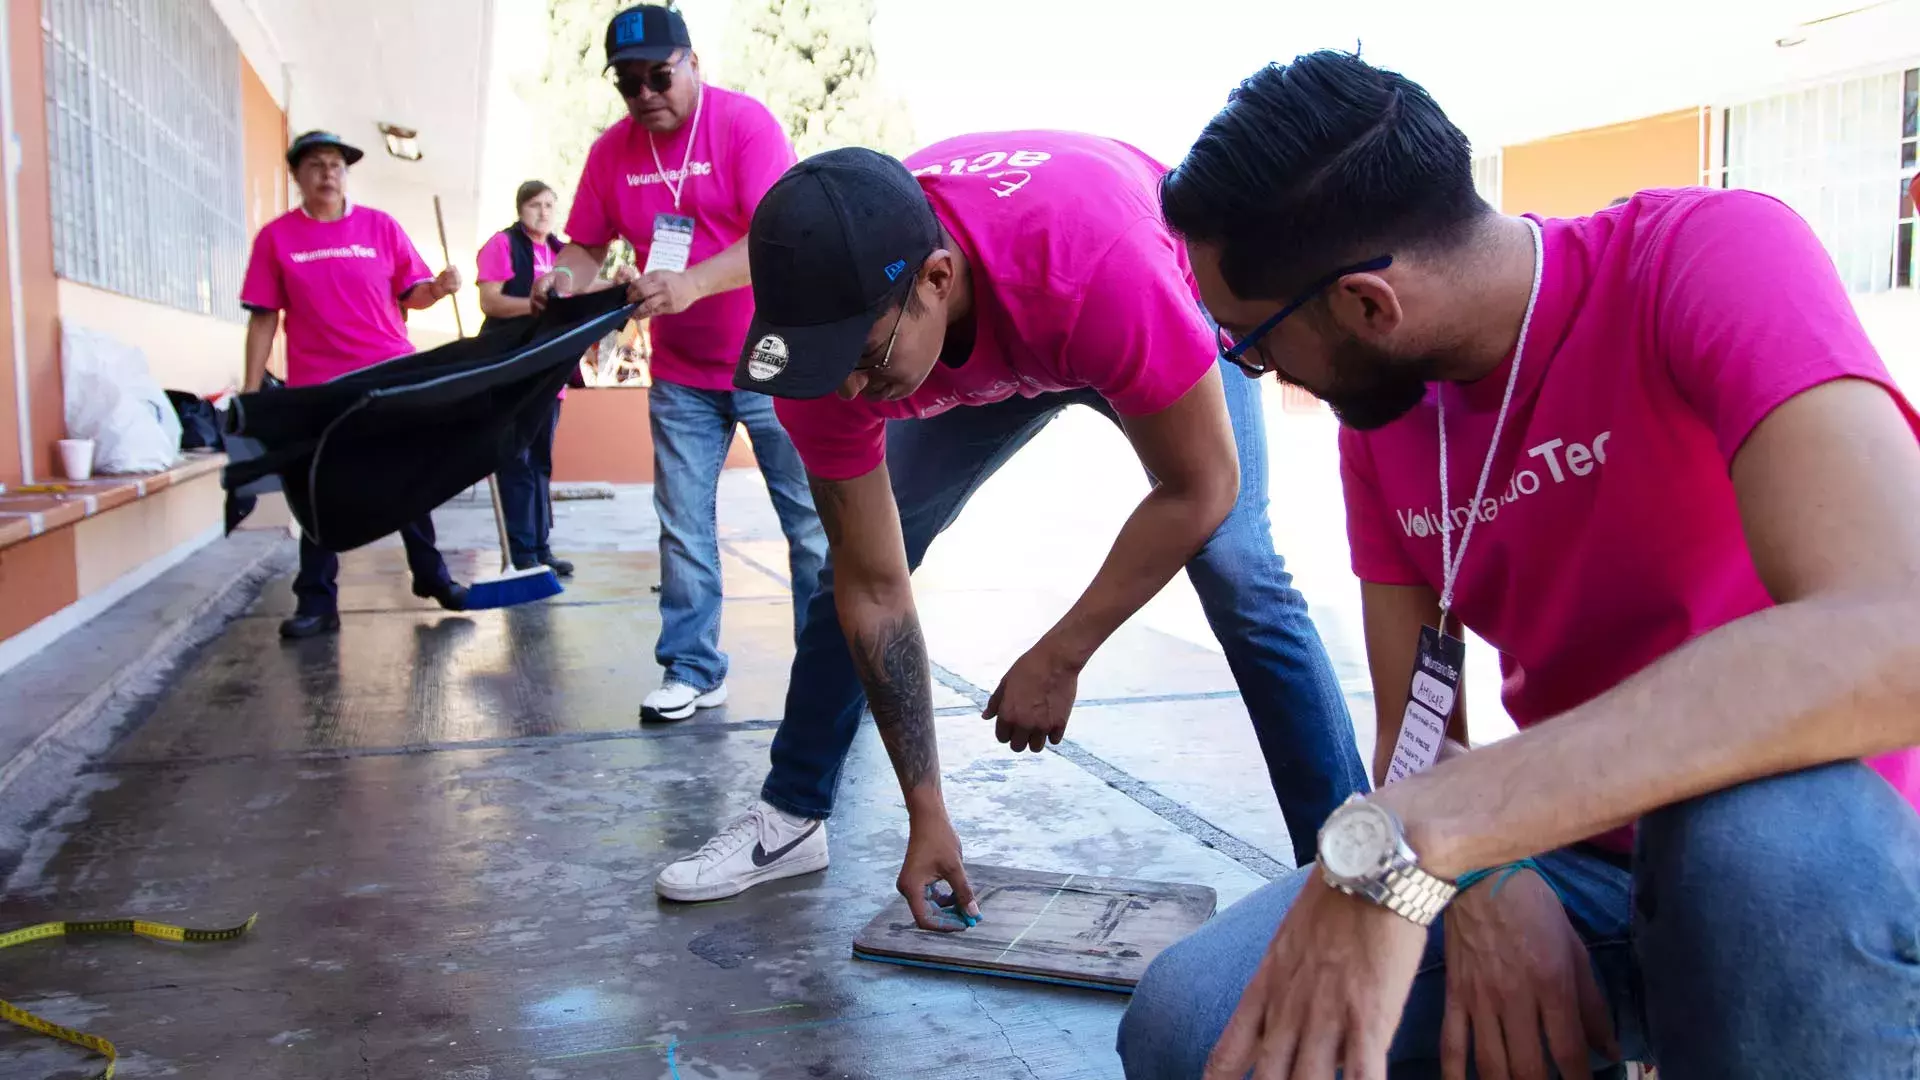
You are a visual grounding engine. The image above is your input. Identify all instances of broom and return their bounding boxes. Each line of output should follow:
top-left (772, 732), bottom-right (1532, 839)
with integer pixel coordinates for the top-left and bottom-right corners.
top-left (434, 194), bottom-right (562, 610)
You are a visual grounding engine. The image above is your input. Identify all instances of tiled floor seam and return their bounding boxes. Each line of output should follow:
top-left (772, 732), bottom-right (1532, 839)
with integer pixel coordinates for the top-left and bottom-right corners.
top-left (926, 662), bottom-right (1290, 881)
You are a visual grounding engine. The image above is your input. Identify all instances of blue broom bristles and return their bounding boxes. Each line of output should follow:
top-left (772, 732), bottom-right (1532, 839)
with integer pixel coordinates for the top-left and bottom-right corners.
top-left (463, 564), bottom-right (563, 610)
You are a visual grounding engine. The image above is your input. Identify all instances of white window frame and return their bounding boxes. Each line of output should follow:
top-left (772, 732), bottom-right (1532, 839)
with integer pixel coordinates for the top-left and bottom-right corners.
top-left (1704, 60), bottom-right (1920, 294)
top-left (1472, 150), bottom-right (1503, 213)
top-left (42, 0), bottom-right (248, 321)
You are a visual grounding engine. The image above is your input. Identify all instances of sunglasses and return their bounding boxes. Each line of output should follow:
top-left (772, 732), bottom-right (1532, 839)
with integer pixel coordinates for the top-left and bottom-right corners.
top-left (611, 56), bottom-right (685, 98)
top-left (1220, 255), bottom-right (1394, 376)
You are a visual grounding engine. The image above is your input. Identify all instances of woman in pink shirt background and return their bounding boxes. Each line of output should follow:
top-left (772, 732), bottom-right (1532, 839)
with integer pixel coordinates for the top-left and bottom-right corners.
top-left (477, 179), bottom-right (573, 579)
top-left (240, 130), bottom-right (471, 640)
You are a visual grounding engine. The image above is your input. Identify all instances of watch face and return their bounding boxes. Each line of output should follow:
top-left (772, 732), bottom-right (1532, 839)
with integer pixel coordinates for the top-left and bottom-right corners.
top-left (1320, 802), bottom-right (1394, 881)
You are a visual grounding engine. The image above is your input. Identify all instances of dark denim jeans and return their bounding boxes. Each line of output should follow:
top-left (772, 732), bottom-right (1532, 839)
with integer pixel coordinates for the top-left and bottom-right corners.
top-left (1119, 760), bottom-right (1920, 1078)
top-left (648, 379), bottom-right (827, 692)
top-left (499, 395), bottom-right (561, 566)
top-left (759, 356), bottom-right (1369, 865)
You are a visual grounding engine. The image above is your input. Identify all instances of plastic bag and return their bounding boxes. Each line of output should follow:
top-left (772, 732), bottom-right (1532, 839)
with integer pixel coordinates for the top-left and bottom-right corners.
top-left (61, 321), bottom-right (183, 474)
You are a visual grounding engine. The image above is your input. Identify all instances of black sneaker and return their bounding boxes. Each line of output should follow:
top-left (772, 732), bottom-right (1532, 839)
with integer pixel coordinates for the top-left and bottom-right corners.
top-left (412, 579), bottom-right (470, 612)
top-left (279, 612), bottom-right (341, 639)
top-left (540, 555), bottom-right (575, 578)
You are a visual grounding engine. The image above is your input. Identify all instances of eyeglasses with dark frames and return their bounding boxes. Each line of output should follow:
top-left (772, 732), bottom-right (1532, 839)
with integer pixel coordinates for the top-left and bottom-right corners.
top-left (1220, 255), bottom-right (1394, 376)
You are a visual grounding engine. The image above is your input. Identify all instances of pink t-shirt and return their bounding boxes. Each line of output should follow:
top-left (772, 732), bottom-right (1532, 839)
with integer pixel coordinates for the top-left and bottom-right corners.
top-left (240, 204), bottom-right (433, 386)
top-left (1339, 188), bottom-right (1920, 848)
top-left (475, 229), bottom-right (558, 283)
top-left (476, 228), bottom-right (568, 399)
top-left (565, 86), bottom-right (795, 391)
top-left (774, 131), bottom-right (1219, 482)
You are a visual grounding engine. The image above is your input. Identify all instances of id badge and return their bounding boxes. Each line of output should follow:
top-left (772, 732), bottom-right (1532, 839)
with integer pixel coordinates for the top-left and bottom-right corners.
top-left (643, 213), bottom-right (694, 274)
top-left (1383, 625), bottom-right (1465, 784)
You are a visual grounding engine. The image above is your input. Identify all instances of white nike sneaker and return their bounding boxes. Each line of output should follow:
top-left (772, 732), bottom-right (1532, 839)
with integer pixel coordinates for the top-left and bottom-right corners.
top-left (640, 681), bottom-right (728, 722)
top-left (655, 801), bottom-right (829, 902)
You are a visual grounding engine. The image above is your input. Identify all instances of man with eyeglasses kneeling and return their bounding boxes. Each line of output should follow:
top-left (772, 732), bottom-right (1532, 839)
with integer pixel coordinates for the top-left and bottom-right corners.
top-left (652, 131), bottom-right (1371, 927)
top-left (533, 4), bottom-right (826, 726)
top-left (1120, 51), bottom-right (1920, 1079)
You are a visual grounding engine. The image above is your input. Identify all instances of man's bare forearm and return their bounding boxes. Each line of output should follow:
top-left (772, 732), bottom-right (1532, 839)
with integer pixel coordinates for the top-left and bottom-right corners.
top-left (554, 243), bottom-right (611, 292)
top-left (844, 603), bottom-right (943, 812)
top-left (1376, 591), bottom-right (1920, 877)
top-left (1039, 484), bottom-right (1222, 668)
top-left (243, 311), bottom-right (277, 392)
top-left (684, 237), bottom-right (750, 299)
top-left (811, 473), bottom-right (945, 815)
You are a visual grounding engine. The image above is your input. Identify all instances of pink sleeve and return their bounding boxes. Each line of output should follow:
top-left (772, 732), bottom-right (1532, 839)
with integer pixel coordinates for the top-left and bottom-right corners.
top-left (1062, 218), bottom-right (1218, 416)
top-left (387, 215), bottom-right (434, 299)
top-left (774, 396), bottom-right (887, 482)
top-left (475, 231), bottom-right (515, 283)
top-left (239, 225), bottom-right (283, 311)
top-left (1656, 190), bottom-right (1908, 462)
top-left (730, 98), bottom-right (798, 212)
top-left (1339, 429), bottom-right (1428, 586)
top-left (564, 146), bottom-right (617, 249)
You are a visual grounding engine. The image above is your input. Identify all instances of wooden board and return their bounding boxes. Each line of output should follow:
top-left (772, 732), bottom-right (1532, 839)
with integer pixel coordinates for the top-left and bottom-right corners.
top-left (850, 865), bottom-right (1217, 993)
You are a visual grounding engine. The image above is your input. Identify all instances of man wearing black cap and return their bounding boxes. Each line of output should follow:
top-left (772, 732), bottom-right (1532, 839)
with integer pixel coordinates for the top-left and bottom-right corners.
top-left (534, 4), bottom-right (826, 725)
top-left (240, 130), bottom-right (470, 638)
top-left (654, 131), bottom-right (1367, 926)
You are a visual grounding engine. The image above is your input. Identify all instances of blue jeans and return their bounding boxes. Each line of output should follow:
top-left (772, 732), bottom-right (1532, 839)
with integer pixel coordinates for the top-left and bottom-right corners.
top-left (1119, 761), bottom-right (1920, 1078)
top-left (760, 357), bottom-right (1368, 864)
top-left (648, 379), bottom-right (827, 692)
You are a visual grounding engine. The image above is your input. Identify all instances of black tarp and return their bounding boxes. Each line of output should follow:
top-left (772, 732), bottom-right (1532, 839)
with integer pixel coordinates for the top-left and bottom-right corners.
top-left (223, 289), bottom-right (636, 552)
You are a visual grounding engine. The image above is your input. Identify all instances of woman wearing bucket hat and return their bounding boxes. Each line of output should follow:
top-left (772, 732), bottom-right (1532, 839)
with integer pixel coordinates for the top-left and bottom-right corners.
top-left (240, 130), bottom-right (472, 640)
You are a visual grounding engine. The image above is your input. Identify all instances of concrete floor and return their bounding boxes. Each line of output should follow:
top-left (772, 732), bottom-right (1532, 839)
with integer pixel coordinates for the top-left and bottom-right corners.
top-left (0, 387), bottom-right (1513, 1079)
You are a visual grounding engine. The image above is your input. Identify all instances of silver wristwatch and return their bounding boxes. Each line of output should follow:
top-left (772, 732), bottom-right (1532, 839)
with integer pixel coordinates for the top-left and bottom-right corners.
top-left (1317, 794), bottom-right (1457, 927)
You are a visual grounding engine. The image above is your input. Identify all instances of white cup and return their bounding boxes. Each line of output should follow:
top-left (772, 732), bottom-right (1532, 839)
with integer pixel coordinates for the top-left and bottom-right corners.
top-left (57, 438), bottom-right (95, 480)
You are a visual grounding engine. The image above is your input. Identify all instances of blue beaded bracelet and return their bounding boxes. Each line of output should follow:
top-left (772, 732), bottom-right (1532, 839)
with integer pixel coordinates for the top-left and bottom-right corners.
top-left (1452, 857), bottom-right (1561, 902)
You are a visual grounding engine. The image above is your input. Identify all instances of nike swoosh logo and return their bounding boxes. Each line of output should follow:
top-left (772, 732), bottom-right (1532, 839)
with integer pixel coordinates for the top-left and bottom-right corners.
top-left (751, 821), bottom-right (820, 867)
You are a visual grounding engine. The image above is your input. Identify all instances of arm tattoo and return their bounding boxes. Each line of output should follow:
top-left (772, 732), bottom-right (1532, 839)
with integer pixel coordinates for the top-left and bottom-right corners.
top-left (805, 473), bottom-right (939, 791)
top-left (808, 474), bottom-right (848, 549)
top-left (850, 612), bottom-right (939, 791)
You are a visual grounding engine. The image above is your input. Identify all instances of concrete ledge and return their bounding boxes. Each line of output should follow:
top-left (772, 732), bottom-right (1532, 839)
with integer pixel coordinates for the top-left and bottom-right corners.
top-left (0, 529), bottom-right (294, 883)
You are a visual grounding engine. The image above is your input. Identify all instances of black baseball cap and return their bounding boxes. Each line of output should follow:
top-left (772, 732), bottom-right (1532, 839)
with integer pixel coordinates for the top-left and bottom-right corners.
top-left (286, 130), bottom-right (362, 169)
top-left (734, 148), bottom-right (941, 399)
top-left (604, 5), bottom-right (693, 67)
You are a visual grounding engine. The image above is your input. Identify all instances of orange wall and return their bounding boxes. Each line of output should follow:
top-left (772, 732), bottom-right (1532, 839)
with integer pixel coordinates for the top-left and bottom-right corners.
top-left (0, 529), bottom-right (78, 642)
top-left (551, 388), bottom-right (756, 484)
top-left (1499, 108), bottom-right (1707, 218)
top-left (241, 55), bottom-right (288, 383)
top-left (11, 0), bottom-right (58, 481)
top-left (241, 57), bottom-right (286, 234)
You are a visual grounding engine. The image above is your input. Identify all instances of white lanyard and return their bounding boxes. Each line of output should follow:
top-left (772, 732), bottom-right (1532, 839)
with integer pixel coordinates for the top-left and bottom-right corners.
top-left (1437, 216), bottom-right (1544, 624)
top-left (647, 83), bottom-right (705, 211)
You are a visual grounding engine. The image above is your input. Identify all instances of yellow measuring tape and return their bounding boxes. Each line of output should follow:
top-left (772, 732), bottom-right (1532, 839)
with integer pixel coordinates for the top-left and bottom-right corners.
top-left (1, 913), bottom-right (257, 1079)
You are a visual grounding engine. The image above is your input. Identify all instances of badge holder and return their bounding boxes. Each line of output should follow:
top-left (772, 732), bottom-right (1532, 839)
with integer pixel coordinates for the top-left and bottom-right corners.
top-left (644, 213), bottom-right (694, 275)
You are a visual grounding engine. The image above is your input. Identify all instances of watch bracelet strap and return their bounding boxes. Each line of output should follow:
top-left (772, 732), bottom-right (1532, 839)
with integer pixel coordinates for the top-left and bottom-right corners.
top-left (1383, 862), bottom-right (1457, 927)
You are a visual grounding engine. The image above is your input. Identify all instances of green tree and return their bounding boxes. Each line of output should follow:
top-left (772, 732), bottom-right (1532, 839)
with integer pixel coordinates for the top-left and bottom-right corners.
top-left (521, 0), bottom-right (627, 202)
top-left (717, 0), bottom-right (914, 159)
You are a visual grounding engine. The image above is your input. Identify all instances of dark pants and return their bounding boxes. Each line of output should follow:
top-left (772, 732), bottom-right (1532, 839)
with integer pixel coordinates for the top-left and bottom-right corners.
top-left (500, 397), bottom-right (561, 566)
top-left (293, 516), bottom-right (452, 616)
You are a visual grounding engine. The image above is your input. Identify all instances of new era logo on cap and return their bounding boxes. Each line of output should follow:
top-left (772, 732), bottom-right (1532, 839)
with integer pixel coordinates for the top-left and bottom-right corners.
top-left (745, 334), bottom-right (789, 382)
top-left (733, 147), bottom-right (941, 400)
